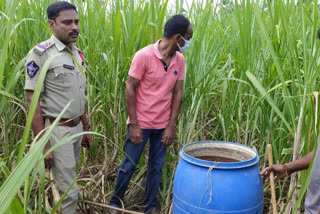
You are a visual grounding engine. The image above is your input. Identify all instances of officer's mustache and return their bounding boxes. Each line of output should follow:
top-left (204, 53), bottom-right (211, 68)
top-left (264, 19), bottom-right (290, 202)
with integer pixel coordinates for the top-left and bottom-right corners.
top-left (69, 31), bottom-right (79, 36)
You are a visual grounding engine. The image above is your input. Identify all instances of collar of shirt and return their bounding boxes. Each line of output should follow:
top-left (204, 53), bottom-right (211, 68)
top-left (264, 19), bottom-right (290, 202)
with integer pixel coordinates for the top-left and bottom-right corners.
top-left (50, 35), bottom-right (76, 52)
top-left (153, 39), bottom-right (177, 67)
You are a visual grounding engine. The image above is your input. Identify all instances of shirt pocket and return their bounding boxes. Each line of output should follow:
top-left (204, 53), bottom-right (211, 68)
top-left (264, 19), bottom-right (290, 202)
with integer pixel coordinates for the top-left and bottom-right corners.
top-left (46, 64), bottom-right (75, 89)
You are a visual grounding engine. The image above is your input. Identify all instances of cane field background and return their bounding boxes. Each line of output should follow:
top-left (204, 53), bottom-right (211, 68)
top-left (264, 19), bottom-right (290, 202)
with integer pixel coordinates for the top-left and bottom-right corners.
top-left (1, 0), bottom-right (320, 213)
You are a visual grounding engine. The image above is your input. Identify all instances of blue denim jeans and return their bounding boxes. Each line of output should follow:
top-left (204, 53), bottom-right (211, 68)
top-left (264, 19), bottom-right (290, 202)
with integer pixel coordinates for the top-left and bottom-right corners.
top-left (109, 125), bottom-right (166, 213)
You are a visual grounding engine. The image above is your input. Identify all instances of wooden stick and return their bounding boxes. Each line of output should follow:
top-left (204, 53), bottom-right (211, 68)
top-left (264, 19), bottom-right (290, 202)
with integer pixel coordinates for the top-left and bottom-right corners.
top-left (83, 200), bottom-right (144, 214)
top-left (267, 144), bottom-right (278, 214)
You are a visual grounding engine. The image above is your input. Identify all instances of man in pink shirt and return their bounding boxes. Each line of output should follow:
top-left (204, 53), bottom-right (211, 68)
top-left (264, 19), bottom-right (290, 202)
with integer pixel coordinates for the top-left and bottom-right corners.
top-left (108, 15), bottom-right (193, 214)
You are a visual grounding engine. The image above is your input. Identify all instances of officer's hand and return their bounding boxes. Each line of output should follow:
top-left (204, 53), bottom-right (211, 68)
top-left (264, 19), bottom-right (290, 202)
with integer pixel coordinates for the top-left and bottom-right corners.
top-left (43, 145), bottom-right (54, 169)
top-left (162, 126), bottom-right (176, 147)
top-left (259, 165), bottom-right (288, 182)
top-left (130, 124), bottom-right (142, 144)
top-left (82, 134), bottom-right (92, 149)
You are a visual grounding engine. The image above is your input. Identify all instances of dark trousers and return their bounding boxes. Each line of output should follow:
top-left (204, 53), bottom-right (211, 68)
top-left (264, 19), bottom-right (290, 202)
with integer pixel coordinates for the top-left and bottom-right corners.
top-left (109, 125), bottom-right (166, 213)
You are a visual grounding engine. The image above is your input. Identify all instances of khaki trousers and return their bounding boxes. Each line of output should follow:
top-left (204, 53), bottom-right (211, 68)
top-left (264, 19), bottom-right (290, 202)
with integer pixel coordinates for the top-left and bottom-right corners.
top-left (45, 118), bottom-right (83, 214)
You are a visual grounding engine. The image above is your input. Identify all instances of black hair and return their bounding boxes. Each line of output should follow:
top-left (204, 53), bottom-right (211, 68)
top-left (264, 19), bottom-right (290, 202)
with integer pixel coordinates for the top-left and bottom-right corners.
top-left (163, 15), bottom-right (191, 38)
top-left (47, 1), bottom-right (77, 20)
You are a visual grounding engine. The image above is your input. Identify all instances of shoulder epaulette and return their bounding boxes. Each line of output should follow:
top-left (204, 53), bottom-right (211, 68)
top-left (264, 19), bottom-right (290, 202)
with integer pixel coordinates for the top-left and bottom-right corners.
top-left (33, 42), bottom-right (53, 56)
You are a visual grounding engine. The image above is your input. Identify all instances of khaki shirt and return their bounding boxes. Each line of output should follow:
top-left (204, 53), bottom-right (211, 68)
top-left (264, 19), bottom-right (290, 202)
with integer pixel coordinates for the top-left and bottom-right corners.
top-left (24, 35), bottom-right (86, 119)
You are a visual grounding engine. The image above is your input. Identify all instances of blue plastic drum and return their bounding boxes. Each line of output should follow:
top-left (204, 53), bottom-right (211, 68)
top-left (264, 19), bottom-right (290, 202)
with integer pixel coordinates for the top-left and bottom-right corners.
top-left (173, 141), bottom-right (263, 213)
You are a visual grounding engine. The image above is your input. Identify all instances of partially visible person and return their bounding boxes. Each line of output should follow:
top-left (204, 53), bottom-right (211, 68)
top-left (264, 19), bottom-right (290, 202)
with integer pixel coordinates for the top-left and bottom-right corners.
top-left (260, 29), bottom-right (320, 214)
top-left (107, 15), bottom-right (193, 214)
top-left (260, 148), bottom-right (319, 213)
top-left (24, 2), bottom-right (91, 213)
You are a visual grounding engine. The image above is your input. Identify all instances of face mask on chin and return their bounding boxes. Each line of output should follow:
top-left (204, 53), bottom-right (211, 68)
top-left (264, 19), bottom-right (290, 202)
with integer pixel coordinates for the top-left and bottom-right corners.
top-left (177, 35), bottom-right (191, 53)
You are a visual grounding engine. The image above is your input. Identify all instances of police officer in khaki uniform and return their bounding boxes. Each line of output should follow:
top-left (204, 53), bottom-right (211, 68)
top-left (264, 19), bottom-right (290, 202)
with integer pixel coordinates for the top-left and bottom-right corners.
top-left (24, 2), bottom-right (91, 213)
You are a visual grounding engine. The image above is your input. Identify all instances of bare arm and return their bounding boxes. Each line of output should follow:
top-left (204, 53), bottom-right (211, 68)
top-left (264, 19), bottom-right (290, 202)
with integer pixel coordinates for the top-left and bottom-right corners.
top-left (26, 90), bottom-right (45, 137)
top-left (126, 76), bottom-right (142, 144)
top-left (80, 111), bottom-right (90, 129)
top-left (26, 90), bottom-right (53, 168)
top-left (162, 80), bottom-right (183, 146)
top-left (168, 80), bottom-right (183, 127)
top-left (260, 151), bottom-right (314, 182)
top-left (126, 76), bottom-right (140, 125)
top-left (80, 110), bottom-right (92, 148)
top-left (286, 151), bottom-right (314, 173)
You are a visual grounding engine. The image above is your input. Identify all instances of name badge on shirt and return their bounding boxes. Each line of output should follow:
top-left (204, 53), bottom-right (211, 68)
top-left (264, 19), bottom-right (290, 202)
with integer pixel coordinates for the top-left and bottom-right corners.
top-left (63, 64), bottom-right (74, 70)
